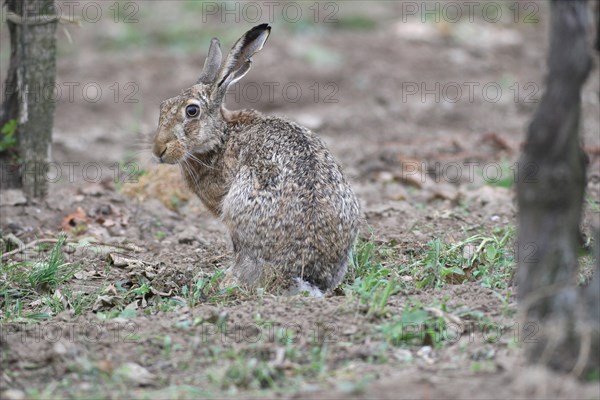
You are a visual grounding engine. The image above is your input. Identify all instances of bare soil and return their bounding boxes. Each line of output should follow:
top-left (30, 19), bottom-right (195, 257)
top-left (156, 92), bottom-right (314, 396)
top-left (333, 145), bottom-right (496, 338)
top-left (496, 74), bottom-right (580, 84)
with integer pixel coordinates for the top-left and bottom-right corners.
top-left (1, 1), bottom-right (599, 399)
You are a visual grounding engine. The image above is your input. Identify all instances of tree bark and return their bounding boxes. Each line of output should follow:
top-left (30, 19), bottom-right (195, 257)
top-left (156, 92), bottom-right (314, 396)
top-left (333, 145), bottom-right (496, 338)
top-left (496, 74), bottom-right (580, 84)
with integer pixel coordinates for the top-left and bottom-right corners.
top-left (517, 0), bottom-right (598, 375)
top-left (0, 0), bottom-right (58, 198)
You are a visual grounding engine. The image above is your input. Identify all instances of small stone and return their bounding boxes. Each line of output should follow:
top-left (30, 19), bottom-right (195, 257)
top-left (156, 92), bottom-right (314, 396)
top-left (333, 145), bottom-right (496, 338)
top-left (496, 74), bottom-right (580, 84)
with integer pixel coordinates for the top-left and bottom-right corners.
top-left (114, 362), bottom-right (156, 386)
top-left (79, 183), bottom-right (105, 197)
top-left (417, 346), bottom-right (435, 364)
top-left (342, 325), bottom-right (358, 335)
top-left (2, 389), bottom-right (26, 400)
top-left (107, 253), bottom-right (139, 267)
top-left (175, 227), bottom-right (200, 244)
top-left (0, 189), bottom-right (27, 206)
top-left (393, 348), bottom-right (413, 363)
top-left (6, 222), bottom-right (23, 234)
top-left (53, 341), bottom-right (67, 355)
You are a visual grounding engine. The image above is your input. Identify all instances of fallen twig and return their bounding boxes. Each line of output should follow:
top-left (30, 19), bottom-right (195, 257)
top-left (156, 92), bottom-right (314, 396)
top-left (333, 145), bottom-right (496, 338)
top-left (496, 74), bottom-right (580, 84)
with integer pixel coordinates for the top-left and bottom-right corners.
top-left (1, 238), bottom-right (139, 261)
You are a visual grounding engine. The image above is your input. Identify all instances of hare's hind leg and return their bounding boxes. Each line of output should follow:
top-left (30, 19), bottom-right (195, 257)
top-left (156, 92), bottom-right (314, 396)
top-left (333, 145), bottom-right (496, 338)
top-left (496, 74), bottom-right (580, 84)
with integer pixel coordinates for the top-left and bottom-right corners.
top-left (231, 254), bottom-right (297, 293)
top-left (219, 254), bottom-right (261, 290)
top-left (231, 253), bottom-right (263, 284)
top-left (330, 256), bottom-right (350, 289)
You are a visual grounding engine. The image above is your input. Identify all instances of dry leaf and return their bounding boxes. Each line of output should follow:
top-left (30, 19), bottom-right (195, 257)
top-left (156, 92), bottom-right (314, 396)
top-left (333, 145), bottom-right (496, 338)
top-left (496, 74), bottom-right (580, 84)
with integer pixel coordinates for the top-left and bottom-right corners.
top-left (481, 131), bottom-right (512, 152)
top-left (105, 284), bottom-right (118, 296)
top-left (96, 359), bottom-right (114, 374)
top-left (79, 183), bottom-right (105, 196)
top-left (107, 253), bottom-right (137, 267)
top-left (424, 307), bottom-right (464, 330)
top-left (150, 287), bottom-right (172, 297)
top-left (92, 295), bottom-right (119, 311)
top-left (74, 270), bottom-right (100, 280)
top-left (0, 189), bottom-right (27, 206)
top-left (102, 219), bottom-right (116, 227)
top-left (61, 207), bottom-right (90, 232)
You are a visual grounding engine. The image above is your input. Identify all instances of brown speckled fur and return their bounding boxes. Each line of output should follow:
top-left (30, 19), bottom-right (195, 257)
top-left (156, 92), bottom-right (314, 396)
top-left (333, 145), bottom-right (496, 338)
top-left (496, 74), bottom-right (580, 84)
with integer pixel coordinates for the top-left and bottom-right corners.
top-left (152, 25), bottom-right (359, 293)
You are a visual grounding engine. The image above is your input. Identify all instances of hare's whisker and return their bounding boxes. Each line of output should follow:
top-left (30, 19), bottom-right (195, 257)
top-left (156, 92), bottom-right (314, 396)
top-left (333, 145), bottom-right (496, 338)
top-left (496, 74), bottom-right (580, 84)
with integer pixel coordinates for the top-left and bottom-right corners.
top-left (178, 160), bottom-right (191, 186)
top-left (180, 159), bottom-right (201, 192)
top-left (185, 151), bottom-right (216, 170)
top-left (187, 161), bottom-right (202, 191)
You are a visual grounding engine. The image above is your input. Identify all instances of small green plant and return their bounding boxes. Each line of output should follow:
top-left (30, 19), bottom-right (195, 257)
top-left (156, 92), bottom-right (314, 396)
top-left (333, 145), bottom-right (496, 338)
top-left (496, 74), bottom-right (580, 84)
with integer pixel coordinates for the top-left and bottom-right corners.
top-left (0, 119), bottom-right (17, 152)
top-left (481, 160), bottom-right (514, 188)
top-left (366, 278), bottom-right (400, 318)
top-left (132, 281), bottom-right (151, 297)
top-left (27, 234), bottom-right (78, 291)
top-left (492, 289), bottom-right (515, 316)
top-left (306, 344), bottom-right (328, 376)
top-left (413, 239), bottom-right (462, 288)
top-left (155, 297), bottom-right (181, 313)
top-left (182, 271), bottom-right (239, 307)
top-left (170, 195), bottom-right (181, 210)
top-left (406, 228), bottom-right (515, 289)
top-left (379, 303), bottom-right (446, 347)
top-left (1, 234), bottom-right (80, 321)
top-left (219, 357), bottom-right (281, 390)
top-left (347, 238), bottom-right (377, 280)
top-left (472, 228), bottom-right (515, 289)
top-left (163, 335), bottom-right (173, 359)
top-left (43, 291), bottom-right (66, 314)
top-left (1, 294), bottom-right (49, 320)
top-left (63, 288), bottom-right (97, 316)
top-left (471, 361), bottom-right (487, 372)
top-left (344, 238), bottom-right (400, 317)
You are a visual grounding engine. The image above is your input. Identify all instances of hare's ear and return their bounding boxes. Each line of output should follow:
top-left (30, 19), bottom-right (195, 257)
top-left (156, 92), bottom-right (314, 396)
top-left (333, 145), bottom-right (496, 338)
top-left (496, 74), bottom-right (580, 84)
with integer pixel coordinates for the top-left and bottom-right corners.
top-left (211, 24), bottom-right (271, 102)
top-left (197, 38), bottom-right (222, 84)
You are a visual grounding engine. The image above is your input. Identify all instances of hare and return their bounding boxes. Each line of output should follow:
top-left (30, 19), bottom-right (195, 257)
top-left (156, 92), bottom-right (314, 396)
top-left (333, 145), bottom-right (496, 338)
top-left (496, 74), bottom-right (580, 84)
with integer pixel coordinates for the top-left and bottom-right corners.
top-left (152, 24), bottom-right (360, 295)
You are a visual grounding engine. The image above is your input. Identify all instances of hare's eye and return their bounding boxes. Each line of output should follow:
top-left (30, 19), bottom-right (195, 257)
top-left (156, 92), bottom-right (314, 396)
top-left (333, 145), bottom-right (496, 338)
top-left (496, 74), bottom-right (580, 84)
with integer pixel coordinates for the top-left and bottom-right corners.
top-left (185, 104), bottom-right (200, 118)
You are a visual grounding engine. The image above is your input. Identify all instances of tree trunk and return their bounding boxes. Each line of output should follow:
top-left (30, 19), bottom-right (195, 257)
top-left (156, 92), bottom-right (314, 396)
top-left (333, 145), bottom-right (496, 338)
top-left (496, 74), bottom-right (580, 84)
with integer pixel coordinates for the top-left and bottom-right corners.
top-left (0, 0), bottom-right (58, 198)
top-left (517, 0), bottom-right (598, 376)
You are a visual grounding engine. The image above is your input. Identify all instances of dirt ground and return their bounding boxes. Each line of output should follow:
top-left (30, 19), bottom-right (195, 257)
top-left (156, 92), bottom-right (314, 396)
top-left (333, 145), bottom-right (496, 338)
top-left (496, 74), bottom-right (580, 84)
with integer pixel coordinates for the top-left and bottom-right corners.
top-left (1, 1), bottom-right (600, 399)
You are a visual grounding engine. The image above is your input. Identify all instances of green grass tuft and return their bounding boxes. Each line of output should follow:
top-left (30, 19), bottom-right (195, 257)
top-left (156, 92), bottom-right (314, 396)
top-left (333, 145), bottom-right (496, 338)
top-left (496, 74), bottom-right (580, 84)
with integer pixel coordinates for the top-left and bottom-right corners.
top-left (379, 302), bottom-right (446, 347)
top-left (344, 237), bottom-right (401, 317)
top-left (1, 234), bottom-right (80, 321)
top-left (404, 227), bottom-right (515, 289)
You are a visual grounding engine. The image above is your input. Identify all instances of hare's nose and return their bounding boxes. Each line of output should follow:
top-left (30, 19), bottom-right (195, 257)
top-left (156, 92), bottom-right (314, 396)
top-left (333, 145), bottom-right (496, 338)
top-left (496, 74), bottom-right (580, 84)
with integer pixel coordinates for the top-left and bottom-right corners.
top-left (158, 148), bottom-right (167, 163)
top-left (152, 142), bottom-right (167, 163)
